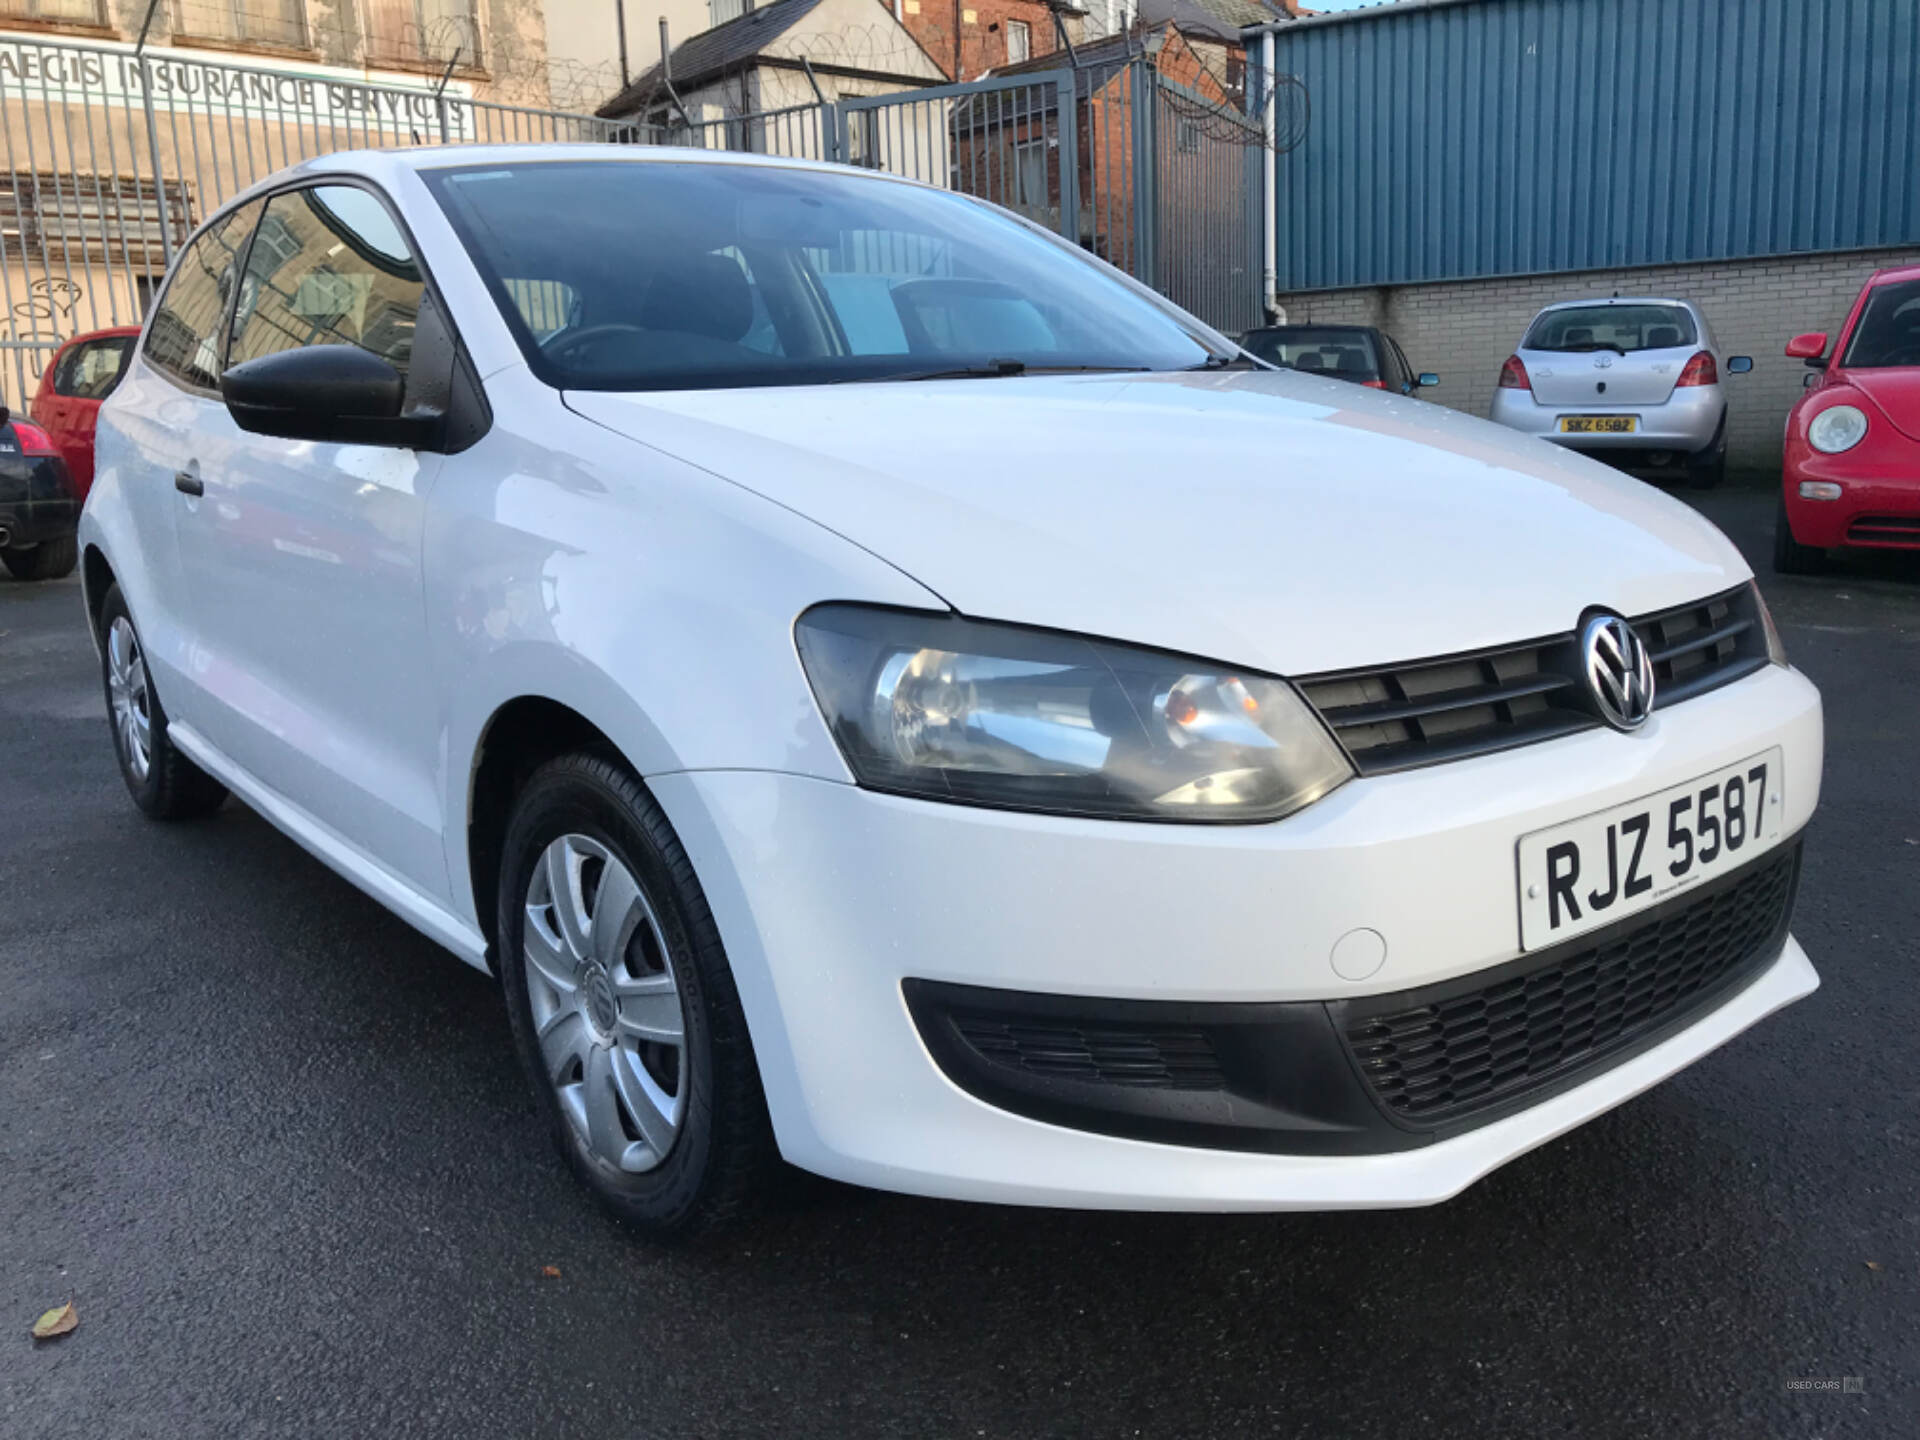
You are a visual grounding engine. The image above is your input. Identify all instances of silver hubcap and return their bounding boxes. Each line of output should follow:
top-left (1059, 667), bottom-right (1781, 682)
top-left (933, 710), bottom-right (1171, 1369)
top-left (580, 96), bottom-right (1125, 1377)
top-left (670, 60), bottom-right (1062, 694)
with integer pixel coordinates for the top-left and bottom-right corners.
top-left (523, 834), bottom-right (688, 1174)
top-left (106, 616), bottom-right (151, 782)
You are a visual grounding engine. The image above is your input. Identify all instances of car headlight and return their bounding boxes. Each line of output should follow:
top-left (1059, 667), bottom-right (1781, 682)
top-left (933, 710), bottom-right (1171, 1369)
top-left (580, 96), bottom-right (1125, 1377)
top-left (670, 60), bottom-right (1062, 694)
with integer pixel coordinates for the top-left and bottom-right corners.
top-left (794, 605), bottom-right (1354, 822)
top-left (1807, 403), bottom-right (1868, 454)
top-left (1750, 582), bottom-right (1789, 666)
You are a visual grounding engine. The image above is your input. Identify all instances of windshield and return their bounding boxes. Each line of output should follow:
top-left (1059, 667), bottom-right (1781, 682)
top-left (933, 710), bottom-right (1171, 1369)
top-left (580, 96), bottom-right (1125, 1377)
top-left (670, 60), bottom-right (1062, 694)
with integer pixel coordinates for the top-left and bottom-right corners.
top-left (1522, 304), bottom-right (1697, 354)
top-left (1842, 279), bottom-right (1920, 369)
top-left (1241, 327), bottom-right (1379, 380)
top-left (421, 160), bottom-right (1224, 391)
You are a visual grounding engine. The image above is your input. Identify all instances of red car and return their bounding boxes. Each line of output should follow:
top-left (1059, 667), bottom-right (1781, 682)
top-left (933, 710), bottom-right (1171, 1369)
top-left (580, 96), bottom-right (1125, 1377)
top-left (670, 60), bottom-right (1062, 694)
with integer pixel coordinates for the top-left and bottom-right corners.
top-left (29, 325), bottom-right (139, 503)
top-left (1776, 264), bottom-right (1920, 573)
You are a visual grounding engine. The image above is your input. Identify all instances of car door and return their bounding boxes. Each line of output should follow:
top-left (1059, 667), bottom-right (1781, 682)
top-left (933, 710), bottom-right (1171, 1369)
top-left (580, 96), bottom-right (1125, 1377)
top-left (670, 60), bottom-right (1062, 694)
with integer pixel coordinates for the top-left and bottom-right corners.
top-left (103, 200), bottom-right (264, 735)
top-left (174, 180), bottom-right (451, 903)
top-left (1385, 336), bottom-right (1415, 394)
top-left (36, 333), bottom-right (134, 497)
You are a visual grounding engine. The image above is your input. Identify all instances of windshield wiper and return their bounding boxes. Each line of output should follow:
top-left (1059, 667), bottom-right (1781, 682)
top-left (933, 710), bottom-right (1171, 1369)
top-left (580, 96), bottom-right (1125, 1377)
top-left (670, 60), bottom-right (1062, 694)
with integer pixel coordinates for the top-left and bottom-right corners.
top-left (1187, 353), bottom-right (1256, 371)
top-left (864, 361), bottom-right (1151, 383)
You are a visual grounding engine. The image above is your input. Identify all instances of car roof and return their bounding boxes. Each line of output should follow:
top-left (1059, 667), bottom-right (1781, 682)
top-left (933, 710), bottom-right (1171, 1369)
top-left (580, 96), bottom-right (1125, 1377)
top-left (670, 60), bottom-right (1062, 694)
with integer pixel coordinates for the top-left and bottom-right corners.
top-left (1533, 297), bottom-right (1695, 313)
top-left (1868, 263), bottom-right (1920, 286)
top-left (230, 143), bottom-right (921, 206)
top-left (61, 325), bottom-right (142, 343)
top-left (1247, 323), bottom-right (1375, 334)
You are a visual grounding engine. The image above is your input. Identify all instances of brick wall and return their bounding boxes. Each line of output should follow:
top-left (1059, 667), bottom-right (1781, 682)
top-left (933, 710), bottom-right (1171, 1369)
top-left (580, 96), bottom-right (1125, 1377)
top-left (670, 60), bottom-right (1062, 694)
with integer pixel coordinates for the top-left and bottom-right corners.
top-left (893, 0), bottom-right (1060, 80)
top-left (1273, 247), bottom-right (1920, 472)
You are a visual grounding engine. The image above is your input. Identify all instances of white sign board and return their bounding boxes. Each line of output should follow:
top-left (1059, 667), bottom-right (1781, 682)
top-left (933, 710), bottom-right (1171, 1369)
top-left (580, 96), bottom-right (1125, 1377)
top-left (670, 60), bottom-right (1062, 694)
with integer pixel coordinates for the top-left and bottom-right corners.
top-left (0, 38), bottom-right (477, 140)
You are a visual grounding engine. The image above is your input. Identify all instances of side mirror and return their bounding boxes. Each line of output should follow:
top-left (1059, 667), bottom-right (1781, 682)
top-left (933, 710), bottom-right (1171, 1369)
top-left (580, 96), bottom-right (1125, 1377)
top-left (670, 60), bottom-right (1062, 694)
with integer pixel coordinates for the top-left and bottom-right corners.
top-left (1726, 355), bottom-right (1753, 374)
top-left (221, 346), bottom-right (441, 449)
top-left (1417, 372), bottom-right (1440, 387)
top-left (1784, 332), bottom-right (1829, 366)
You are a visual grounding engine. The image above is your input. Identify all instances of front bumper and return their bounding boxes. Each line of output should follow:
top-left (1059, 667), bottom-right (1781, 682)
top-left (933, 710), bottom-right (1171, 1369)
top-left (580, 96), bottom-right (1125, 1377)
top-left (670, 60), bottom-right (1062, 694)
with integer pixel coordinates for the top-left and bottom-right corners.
top-left (0, 455), bottom-right (78, 546)
top-left (1783, 433), bottom-right (1920, 549)
top-left (654, 661), bottom-right (1821, 1209)
top-left (1490, 386), bottom-right (1725, 457)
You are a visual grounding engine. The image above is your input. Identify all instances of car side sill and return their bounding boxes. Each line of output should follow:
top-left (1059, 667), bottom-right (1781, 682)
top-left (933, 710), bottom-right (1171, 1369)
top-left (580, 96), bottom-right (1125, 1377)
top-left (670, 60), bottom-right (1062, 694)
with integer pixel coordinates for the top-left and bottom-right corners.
top-left (167, 721), bottom-right (491, 973)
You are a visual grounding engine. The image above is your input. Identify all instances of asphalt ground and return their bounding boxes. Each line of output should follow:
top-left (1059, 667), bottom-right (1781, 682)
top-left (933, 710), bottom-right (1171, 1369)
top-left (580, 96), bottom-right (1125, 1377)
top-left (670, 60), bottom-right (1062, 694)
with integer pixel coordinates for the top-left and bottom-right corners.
top-left (3, 483), bottom-right (1916, 1438)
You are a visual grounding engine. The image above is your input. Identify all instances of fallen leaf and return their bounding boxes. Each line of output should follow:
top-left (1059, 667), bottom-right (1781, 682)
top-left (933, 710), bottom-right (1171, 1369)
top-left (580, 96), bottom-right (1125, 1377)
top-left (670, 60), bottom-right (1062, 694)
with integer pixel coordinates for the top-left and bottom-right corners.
top-left (31, 1301), bottom-right (77, 1341)
top-left (540, 1265), bottom-right (561, 1279)
top-left (1866, 1261), bottom-right (1882, 1271)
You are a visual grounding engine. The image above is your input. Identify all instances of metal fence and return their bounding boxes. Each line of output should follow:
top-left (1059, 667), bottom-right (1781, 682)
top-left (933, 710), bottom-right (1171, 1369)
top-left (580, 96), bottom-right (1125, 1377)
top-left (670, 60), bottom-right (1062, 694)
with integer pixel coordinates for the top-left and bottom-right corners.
top-left (0, 33), bottom-right (1267, 401)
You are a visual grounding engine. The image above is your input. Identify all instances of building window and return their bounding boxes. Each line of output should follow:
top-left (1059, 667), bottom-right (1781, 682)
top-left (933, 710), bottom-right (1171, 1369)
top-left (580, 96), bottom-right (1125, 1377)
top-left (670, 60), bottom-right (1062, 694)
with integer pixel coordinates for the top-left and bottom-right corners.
top-left (1013, 138), bottom-right (1047, 209)
top-left (0, 0), bottom-right (107, 23)
top-left (1005, 19), bottom-right (1030, 64)
top-left (0, 171), bottom-right (195, 268)
top-left (709, 0), bottom-right (746, 26)
top-left (171, 0), bottom-right (309, 49)
top-left (365, 0), bottom-right (483, 70)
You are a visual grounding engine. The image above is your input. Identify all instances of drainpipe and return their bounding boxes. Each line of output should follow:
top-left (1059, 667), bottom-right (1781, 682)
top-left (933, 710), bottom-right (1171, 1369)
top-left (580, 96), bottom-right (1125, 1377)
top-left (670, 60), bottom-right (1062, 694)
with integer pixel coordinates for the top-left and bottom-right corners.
top-left (615, 0), bottom-right (629, 85)
top-left (1261, 27), bottom-right (1280, 322)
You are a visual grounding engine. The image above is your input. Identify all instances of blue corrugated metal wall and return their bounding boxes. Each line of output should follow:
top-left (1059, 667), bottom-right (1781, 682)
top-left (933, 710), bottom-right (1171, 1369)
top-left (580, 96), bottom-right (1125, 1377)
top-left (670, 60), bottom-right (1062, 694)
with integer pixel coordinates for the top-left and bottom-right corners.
top-left (1266, 0), bottom-right (1920, 291)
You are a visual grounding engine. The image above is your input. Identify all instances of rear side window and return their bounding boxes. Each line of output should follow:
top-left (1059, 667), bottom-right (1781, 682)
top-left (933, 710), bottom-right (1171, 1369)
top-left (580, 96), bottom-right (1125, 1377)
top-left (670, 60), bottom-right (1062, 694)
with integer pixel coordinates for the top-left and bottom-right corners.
top-left (53, 335), bottom-right (133, 400)
top-left (1841, 279), bottom-right (1920, 369)
top-left (1243, 327), bottom-right (1381, 381)
top-left (228, 184), bottom-right (424, 377)
top-left (144, 202), bottom-right (261, 390)
top-left (1523, 305), bottom-right (1696, 354)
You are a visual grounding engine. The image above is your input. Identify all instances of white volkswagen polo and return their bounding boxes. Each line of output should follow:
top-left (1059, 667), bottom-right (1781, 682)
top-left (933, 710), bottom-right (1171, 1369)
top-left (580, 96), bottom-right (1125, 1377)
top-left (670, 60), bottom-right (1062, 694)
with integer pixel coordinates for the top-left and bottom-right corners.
top-left (79, 148), bottom-right (1822, 1239)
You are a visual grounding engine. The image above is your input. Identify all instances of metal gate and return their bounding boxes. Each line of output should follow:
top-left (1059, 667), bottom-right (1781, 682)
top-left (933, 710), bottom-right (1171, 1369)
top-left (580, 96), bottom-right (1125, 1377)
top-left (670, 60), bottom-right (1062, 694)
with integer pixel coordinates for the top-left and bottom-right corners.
top-left (838, 59), bottom-right (1265, 335)
top-left (841, 70), bottom-right (1078, 245)
top-left (1147, 74), bottom-right (1266, 335)
top-left (0, 35), bottom-right (1273, 404)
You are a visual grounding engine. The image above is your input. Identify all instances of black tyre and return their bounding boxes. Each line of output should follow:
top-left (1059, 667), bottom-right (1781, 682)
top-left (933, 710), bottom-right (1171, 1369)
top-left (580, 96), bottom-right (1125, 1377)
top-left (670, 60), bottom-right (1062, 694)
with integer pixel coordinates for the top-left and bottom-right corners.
top-left (497, 752), bottom-right (776, 1242)
top-left (2, 533), bottom-right (78, 580)
top-left (1772, 496), bottom-right (1827, 575)
top-left (97, 583), bottom-right (228, 819)
top-left (1685, 418), bottom-right (1728, 490)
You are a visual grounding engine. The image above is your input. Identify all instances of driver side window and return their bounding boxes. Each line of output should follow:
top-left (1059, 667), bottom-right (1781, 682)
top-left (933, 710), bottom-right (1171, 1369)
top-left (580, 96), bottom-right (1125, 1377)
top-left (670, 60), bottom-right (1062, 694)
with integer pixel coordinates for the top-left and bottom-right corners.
top-left (228, 184), bottom-right (424, 378)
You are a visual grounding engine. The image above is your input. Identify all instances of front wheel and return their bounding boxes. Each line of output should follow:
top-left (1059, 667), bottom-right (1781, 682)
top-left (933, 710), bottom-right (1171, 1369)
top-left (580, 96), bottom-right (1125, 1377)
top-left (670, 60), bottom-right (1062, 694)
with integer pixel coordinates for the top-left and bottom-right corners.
top-left (497, 753), bottom-right (776, 1242)
top-left (1772, 495), bottom-right (1827, 575)
top-left (1, 533), bottom-right (78, 580)
top-left (97, 583), bottom-right (228, 819)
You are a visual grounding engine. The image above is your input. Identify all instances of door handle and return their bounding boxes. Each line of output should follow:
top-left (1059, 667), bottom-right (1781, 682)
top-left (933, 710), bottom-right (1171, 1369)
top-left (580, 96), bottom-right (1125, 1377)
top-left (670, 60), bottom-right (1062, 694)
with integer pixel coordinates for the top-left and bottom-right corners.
top-left (174, 471), bottom-right (202, 497)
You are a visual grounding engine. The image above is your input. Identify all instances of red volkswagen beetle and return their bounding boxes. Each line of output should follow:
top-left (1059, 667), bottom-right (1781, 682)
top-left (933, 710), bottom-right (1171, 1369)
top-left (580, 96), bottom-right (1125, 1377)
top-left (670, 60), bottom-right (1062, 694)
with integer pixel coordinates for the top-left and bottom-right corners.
top-left (29, 325), bottom-right (140, 503)
top-left (1776, 265), bottom-right (1920, 573)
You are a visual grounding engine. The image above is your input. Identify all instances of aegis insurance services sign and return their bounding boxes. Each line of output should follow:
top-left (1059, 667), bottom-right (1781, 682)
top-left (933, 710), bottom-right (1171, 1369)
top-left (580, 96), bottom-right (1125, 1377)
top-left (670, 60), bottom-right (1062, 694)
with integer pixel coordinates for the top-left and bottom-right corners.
top-left (0, 36), bottom-right (477, 139)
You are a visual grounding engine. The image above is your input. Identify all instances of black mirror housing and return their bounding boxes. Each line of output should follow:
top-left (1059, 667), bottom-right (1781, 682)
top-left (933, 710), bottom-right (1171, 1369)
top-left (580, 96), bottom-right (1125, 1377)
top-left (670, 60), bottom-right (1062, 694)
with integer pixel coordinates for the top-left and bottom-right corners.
top-left (1726, 355), bottom-right (1753, 374)
top-left (221, 346), bottom-right (442, 449)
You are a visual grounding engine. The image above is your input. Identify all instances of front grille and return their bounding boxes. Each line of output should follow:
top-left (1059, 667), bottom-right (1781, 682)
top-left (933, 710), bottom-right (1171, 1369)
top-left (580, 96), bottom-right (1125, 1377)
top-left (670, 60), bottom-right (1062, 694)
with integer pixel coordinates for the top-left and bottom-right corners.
top-left (1341, 846), bottom-right (1799, 1126)
top-left (1847, 514), bottom-right (1920, 546)
top-left (1298, 585), bottom-right (1771, 774)
top-left (952, 1017), bottom-right (1226, 1090)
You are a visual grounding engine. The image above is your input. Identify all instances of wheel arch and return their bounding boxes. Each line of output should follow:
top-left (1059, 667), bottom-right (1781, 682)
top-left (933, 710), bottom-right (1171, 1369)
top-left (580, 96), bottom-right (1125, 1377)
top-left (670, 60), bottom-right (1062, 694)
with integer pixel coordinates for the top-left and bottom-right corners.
top-left (81, 542), bottom-right (115, 646)
top-left (464, 692), bottom-right (640, 970)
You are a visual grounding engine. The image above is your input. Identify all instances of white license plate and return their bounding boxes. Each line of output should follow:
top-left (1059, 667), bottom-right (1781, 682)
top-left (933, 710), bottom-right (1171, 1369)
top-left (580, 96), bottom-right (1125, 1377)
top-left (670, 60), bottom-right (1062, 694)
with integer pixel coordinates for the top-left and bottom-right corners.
top-left (1517, 749), bottom-right (1784, 950)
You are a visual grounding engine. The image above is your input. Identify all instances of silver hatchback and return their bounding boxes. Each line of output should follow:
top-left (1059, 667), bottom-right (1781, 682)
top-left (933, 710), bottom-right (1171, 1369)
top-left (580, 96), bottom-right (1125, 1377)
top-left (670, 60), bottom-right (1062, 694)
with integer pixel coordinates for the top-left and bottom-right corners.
top-left (1490, 297), bottom-right (1751, 487)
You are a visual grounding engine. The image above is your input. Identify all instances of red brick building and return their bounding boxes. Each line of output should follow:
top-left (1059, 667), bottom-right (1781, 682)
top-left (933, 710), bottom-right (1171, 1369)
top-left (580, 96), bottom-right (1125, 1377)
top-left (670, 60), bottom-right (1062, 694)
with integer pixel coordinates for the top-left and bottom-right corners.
top-left (885, 0), bottom-right (1073, 82)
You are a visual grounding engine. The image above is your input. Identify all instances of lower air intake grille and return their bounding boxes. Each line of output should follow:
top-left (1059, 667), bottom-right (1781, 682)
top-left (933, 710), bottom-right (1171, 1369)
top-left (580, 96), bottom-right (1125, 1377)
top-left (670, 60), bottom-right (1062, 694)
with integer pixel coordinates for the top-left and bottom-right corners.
top-left (1847, 515), bottom-right (1920, 546)
top-left (1340, 845), bottom-right (1799, 1126)
top-left (951, 1017), bottom-right (1226, 1090)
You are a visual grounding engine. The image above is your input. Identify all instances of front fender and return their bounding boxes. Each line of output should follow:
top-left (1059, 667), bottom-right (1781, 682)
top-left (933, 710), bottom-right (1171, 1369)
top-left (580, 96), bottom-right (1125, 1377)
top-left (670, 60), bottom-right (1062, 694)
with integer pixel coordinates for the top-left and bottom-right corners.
top-left (428, 372), bottom-right (941, 930)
